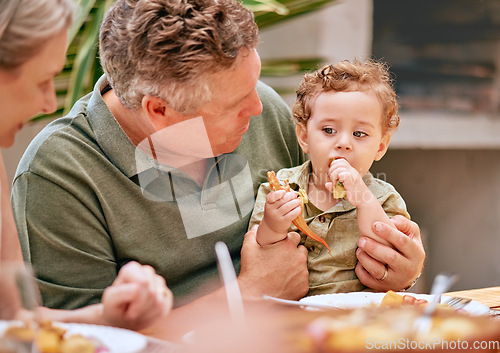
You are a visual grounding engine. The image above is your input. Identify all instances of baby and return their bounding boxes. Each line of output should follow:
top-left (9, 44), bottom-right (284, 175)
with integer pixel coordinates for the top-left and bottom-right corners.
top-left (249, 59), bottom-right (410, 296)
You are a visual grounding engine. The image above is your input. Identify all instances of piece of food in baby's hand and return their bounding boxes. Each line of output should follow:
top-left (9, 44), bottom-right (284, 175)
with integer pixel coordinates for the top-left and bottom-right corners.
top-left (333, 180), bottom-right (346, 199)
top-left (331, 158), bottom-right (346, 199)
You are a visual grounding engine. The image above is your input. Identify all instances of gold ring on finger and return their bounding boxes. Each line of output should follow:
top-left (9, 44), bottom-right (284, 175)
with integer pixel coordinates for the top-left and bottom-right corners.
top-left (379, 267), bottom-right (388, 281)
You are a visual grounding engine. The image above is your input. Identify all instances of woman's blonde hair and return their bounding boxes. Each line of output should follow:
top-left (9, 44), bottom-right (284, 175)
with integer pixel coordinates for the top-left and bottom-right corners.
top-left (293, 59), bottom-right (400, 134)
top-left (99, 0), bottom-right (259, 114)
top-left (0, 0), bottom-right (74, 69)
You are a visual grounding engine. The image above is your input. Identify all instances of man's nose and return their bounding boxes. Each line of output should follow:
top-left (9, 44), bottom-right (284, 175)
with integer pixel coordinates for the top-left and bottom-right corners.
top-left (248, 89), bottom-right (263, 117)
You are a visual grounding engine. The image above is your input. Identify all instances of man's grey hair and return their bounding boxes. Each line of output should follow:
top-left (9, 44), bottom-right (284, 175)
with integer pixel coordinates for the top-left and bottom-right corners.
top-left (99, 0), bottom-right (259, 114)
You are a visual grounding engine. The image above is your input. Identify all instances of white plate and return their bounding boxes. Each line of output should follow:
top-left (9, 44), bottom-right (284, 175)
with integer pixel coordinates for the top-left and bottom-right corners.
top-left (0, 321), bottom-right (147, 353)
top-left (299, 292), bottom-right (490, 315)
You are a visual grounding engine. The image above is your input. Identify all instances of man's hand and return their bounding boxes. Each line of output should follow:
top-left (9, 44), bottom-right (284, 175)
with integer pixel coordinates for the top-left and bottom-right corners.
top-left (239, 226), bottom-right (309, 300)
top-left (355, 216), bottom-right (425, 291)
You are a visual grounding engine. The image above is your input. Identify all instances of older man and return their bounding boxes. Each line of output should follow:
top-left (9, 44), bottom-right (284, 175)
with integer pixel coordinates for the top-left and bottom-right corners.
top-left (12, 0), bottom-right (424, 311)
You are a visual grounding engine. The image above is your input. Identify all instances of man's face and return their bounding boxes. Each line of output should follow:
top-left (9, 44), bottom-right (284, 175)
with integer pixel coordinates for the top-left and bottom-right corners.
top-left (191, 49), bottom-right (263, 156)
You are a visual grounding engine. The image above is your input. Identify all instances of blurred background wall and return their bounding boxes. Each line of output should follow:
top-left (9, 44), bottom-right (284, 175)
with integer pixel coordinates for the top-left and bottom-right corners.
top-left (3, 0), bottom-right (499, 292)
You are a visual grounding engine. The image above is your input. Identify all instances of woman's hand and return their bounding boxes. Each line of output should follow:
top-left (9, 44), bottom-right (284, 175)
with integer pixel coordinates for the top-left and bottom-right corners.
top-left (101, 261), bottom-right (173, 330)
top-left (355, 216), bottom-right (425, 291)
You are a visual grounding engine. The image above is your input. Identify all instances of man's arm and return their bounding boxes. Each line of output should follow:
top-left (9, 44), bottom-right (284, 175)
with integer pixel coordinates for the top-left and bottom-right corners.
top-left (12, 171), bottom-right (117, 309)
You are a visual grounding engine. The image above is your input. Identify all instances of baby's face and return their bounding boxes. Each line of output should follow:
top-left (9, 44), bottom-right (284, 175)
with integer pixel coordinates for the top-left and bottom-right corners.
top-left (297, 90), bottom-right (390, 181)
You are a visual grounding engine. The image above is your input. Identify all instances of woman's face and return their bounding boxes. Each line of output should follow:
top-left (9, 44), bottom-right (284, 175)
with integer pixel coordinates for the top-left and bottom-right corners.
top-left (0, 29), bottom-right (68, 148)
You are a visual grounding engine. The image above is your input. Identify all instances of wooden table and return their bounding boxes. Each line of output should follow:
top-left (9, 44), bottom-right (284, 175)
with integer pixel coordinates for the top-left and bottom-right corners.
top-left (446, 286), bottom-right (500, 312)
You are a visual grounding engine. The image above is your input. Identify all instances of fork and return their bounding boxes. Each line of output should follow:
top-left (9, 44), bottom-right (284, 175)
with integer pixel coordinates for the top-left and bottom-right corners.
top-left (443, 296), bottom-right (471, 310)
top-left (413, 273), bottom-right (458, 336)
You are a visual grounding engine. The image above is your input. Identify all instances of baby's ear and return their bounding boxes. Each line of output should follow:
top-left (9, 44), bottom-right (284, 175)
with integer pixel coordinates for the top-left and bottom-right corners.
top-left (295, 123), bottom-right (309, 154)
top-left (375, 133), bottom-right (391, 161)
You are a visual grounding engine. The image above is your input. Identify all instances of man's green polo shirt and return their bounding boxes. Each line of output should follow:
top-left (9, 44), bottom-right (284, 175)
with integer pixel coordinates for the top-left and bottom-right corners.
top-left (12, 76), bottom-right (305, 309)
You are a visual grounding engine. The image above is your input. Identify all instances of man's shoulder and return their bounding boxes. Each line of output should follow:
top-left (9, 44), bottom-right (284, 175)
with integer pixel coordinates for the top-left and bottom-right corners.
top-left (256, 80), bottom-right (292, 117)
top-left (15, 99), bottom-right (96, 178)
top-left (256, 80), bottom-right (281, 101)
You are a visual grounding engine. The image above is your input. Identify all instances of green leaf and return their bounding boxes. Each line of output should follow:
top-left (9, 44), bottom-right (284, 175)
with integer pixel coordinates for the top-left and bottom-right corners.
top-left (244, 0), bottom-right (289, 15)
top-left (69, 0), bottom-right (97, 43)
top-left (63, 2), bottom-right (107, 114)
top-left (261, 57), bottom-right (323, 76)
top-left (250, 0), bottom-right (336, 28)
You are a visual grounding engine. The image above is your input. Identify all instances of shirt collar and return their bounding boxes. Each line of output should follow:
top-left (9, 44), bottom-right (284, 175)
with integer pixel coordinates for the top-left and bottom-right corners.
top-left (87, 75), bottom-right (146, 178)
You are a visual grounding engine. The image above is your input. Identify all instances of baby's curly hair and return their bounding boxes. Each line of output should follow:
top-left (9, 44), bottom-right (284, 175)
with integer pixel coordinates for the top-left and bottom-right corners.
top-left (292, 59), bottom-right (400, 134)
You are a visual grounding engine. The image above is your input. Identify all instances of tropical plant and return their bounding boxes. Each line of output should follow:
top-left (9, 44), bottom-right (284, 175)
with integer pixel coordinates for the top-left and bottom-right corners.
top-left (249, 0), bottom-right (335, 29)
top-left (40, 0), bottom-right (335, 120)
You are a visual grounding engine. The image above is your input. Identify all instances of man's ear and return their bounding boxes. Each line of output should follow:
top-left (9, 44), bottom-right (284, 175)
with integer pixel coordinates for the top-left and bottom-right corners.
top-left (374, 133), bottom-right (391, 161)
top-left (296, 123), bottom-right (309, 154)
top-left (142, 95), bottom-right (169, 129)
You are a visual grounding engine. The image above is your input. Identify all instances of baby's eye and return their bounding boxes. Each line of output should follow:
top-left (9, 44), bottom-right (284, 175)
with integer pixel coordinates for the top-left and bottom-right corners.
top-left (323, 127), bottom-right (336, 135)
top-left (353, 131), bottom-right (367, 138)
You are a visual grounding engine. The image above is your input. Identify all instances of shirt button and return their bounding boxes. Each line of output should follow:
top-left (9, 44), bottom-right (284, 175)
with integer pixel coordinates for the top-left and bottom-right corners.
top-left (318, 215), bottom-right (326, 223)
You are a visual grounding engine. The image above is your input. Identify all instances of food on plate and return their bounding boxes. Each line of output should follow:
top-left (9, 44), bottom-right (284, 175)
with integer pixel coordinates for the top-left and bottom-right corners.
top-left (1, 321), bottom-right (107, 353)
top-left (36, 322), bottom-right (66, 353)
top-left (4, 322), bottom-right (36, 342)
top-left (380, 290), bottom-right (404, 306)
top-left (288, 306), bottom-right (500, 352)
top-left (61, 335), bottom-right (96, 353)
top-left (381, 290), bottom-right (429, 307)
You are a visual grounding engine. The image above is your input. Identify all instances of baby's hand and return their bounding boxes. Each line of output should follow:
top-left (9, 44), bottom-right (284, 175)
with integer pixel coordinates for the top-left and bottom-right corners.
top-left (263, 189), bottom-right (302, 234)
top-left (326, 158), bottom-right (372, 207)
